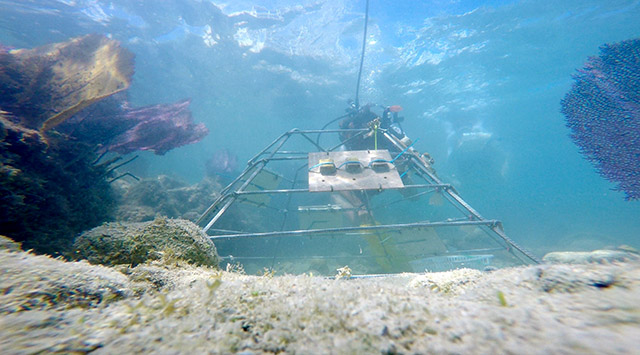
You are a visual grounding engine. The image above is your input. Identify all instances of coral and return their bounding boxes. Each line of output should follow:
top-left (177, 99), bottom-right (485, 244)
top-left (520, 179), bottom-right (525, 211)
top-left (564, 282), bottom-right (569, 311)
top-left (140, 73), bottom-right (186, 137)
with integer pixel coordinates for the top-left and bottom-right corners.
top-left (106, 99), bottom-right (208, 155)
top-left (72, 217), bottom-right (219, 268)
top-left (60, 96), bottom-right (209, 156)
top-left (56, 93), bottom-right (209, 155)
top-left (561, 38), bottom-right (640, 200)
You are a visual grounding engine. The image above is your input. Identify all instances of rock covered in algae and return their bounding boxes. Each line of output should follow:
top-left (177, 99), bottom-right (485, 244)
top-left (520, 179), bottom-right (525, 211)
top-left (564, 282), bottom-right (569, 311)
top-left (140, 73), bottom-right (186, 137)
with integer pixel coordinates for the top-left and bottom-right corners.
top-left (409, 268), bottom-right (484, 295)
top-left (1, 247), bottom-right (639, 354)
top-left (0, 109), bottom-right (117, 255)
top-left (0, 235), bottom-right (21, 252)
top-left (72, 217), bottom-right (218, 267)
top-left (113, 175), bottom-right (222, 222)
top-left (543, 249), bottom-right (639, 264)
top-left (0, 249), bottom-right (134, 313)
top-left (0, 34), bottom-right (132, 255)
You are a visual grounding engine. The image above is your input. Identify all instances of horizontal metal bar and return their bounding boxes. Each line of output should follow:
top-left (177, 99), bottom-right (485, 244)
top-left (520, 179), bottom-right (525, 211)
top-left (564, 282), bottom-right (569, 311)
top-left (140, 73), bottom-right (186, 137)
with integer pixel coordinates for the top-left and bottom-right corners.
top-left (289, 128), bottom-right (369, 134)
top-left (207, 228), bottom-right (246, 234)
top-left (260, 151), bottom-right (311, 155)
top-left (234, 188), bottom-right (308, 196)
top-left (220, 249), bottom-right (501, 261)
top-left (231, 184), bottom-right (451, 197)
top-left (222, 254), bottom-right (379, 261)
top-left (209, 219), bottom-right (499, 240)
top-left (253, 156), bottom-right (309, 161)
top-left (389, 183), bottom-right (451, 190)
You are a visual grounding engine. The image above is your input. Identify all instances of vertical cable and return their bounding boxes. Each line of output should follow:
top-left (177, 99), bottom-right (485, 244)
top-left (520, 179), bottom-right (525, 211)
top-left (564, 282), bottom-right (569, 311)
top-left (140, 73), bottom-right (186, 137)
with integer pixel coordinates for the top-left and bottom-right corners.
top-left (354, 0), bottom-right (370, 109)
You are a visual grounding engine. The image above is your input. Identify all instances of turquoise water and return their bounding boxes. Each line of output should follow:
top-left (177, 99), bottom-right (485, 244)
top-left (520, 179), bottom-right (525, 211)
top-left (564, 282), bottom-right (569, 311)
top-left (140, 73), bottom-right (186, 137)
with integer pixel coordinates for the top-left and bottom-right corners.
top-left (1, 0), bottom-right (639, 258)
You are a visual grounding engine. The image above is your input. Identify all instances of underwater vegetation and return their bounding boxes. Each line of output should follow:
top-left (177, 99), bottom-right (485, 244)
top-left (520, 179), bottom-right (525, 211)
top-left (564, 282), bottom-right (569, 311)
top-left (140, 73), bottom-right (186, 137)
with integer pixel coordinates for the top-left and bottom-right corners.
top-left (61, 95), bottom-right (208, 156)
top-left (0, 34), bottom-right (134, 133)
top-left (0, 110), bottom-right (117, 254)
top-left (0, 34), bottom-right (208, 255)
top-left (561, 38), bottom-right (640, 200)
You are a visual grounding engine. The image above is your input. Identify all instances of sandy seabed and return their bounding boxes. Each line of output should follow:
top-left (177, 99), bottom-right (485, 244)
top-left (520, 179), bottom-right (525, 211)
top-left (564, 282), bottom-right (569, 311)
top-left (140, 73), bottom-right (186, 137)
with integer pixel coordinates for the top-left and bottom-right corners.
top-left (1, 248), bottom-right (639, 354)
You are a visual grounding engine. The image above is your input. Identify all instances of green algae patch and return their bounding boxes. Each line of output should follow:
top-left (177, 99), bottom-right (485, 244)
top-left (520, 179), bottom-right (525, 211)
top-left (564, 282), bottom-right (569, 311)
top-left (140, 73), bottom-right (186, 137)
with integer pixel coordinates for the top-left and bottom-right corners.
top-left (497, 290), bottom-right (508, 307)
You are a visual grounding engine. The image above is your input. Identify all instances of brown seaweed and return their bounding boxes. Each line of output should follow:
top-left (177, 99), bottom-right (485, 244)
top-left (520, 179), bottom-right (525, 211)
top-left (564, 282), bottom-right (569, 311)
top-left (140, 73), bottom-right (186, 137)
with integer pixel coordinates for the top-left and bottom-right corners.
top-left (3, 34), bottom-right (134, 132)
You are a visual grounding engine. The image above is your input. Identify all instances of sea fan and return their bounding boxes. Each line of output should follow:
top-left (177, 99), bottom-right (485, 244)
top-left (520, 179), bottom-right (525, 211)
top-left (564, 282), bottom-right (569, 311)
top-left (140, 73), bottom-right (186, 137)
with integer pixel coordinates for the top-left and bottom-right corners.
top-left (100, 99), bottom-right (208, 155)
top-left (561, 38), bottom-right (640, 200)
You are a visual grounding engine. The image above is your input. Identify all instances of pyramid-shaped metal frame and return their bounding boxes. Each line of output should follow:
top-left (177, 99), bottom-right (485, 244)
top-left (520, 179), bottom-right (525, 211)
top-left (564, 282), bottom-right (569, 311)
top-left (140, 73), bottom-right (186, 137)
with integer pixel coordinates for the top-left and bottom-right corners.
top-left (196, 127), bottom-right (539, 275)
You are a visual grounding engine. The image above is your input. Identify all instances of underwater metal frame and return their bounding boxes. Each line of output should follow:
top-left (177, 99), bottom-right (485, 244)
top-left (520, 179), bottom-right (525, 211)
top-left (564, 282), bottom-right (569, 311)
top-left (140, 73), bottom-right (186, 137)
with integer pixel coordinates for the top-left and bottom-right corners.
top-left (196, 127), bottom-right (540, 275)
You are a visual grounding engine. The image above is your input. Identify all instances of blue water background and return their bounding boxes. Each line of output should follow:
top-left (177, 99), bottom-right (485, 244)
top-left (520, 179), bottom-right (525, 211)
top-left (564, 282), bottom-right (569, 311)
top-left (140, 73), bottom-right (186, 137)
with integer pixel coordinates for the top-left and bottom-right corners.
top-left (1, 0), bottom-right (639, 255)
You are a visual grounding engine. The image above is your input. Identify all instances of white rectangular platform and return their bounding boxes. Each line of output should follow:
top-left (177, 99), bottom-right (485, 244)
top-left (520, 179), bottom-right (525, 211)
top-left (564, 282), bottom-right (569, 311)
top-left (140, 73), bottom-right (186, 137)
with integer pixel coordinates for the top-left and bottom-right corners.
top-left (308, 150), bottom-right (404, 192)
